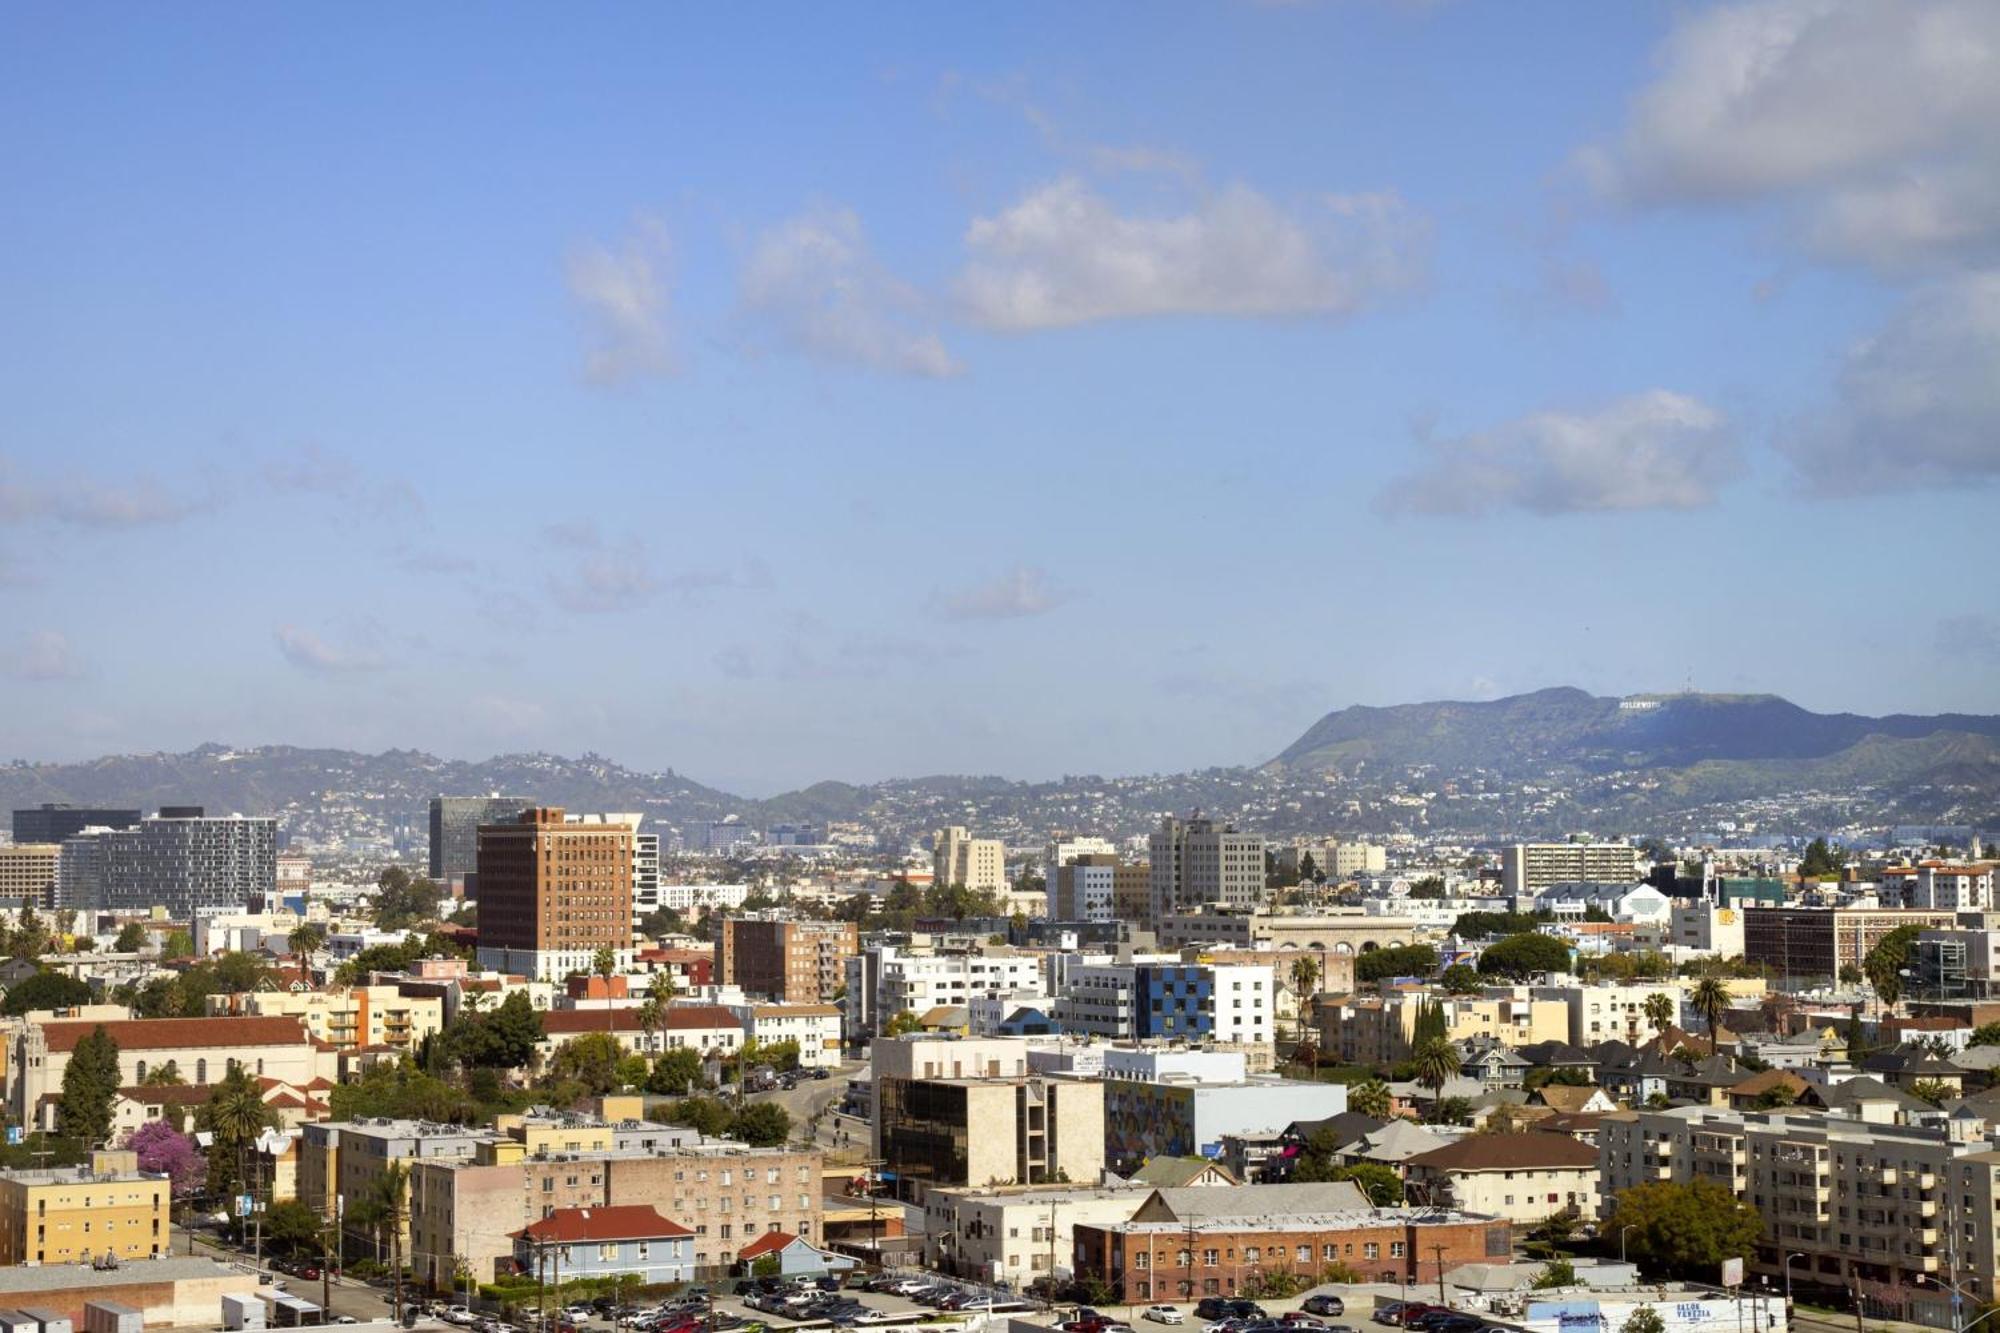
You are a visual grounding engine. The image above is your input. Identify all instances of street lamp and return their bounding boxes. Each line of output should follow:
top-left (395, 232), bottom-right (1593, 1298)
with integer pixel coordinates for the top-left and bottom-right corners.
top-left (1784, 1253), bottom-right (1807, 1307)
top-left (1620, 1226), bottom-right (1637, 1265)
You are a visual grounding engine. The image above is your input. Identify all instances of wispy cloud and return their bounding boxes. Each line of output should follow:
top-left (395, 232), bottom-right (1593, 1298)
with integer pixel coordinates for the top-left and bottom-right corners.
top-left (1379, 390), bottom-right (1742, 517)
top-left (263, 444), bottom-right (425, 524)
top-left (548, 544), bottom-right (660, 614)
top-left (3, 629), bottom-right (83, 682)
top-left (957, 179), bottom-right (1428, 330)
top-left (1, 457), bottom-right (217, 530)
top-left (567, 216), bottom-right (676, 385)
top-left (275, 624), bottom-right (385, 673)
top-left (541, 518), bottom-right (604, 551)
top-left (928, 565), bottom-right (1067, 620)
top-left (740, 206), bottom-right (961, 377)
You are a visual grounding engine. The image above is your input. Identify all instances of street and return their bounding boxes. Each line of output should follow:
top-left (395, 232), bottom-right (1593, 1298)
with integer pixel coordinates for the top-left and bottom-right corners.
top-left (177, 1224), bottom-right (426, 1325)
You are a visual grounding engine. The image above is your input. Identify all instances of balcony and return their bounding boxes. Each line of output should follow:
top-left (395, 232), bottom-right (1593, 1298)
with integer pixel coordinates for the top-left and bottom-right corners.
top-left (1878, 1168), bottom-right (1900, 1185)
top-left (1920, 1199), bottom-right (1938, 1218)
top-left (1918, 1172), bottom-right (1937, 1189)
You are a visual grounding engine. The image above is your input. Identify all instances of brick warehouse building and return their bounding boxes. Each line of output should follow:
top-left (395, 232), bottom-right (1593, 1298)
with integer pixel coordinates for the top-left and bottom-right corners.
top-left (1070, 1184), bottom-right (1507, 1304)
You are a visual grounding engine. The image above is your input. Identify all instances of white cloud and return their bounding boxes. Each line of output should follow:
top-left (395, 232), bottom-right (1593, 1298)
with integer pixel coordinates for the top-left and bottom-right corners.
top-left (4, 629), bottom-right (83, 681)
top-left (264, 444), bottom-right (425, 523)
top-left (1780, 271), bottom-right (2000, 492)
top-left (957, 178), bottom-right (1428, 329)
top-left (928, 565), bottom-right (1066, 620)
top-left (1379, 390), bottom-right (1742, 517)
top-left (540, 518), bottom-right (604, 550)
top-left (567, 217), bottom-right (676, 385)
top-left (1, 457), bottom-right (215, 530)
top-left (547, 545), bottom-right (659, 614)
top-left (275, 625), bottom-right (384, 673)
top-left (740, 207), bottom-right (960, 377)
top-left (1584, 0), bottom-right (2000, 271)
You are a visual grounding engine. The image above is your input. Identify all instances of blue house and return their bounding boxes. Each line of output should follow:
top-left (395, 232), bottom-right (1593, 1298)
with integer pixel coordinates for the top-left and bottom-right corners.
top-left (737, 1231), bottom-right (858, 1278)
top-left (512, 1205), bottom-right (695, 1285)
top-left (997, 1005), bottom-right (1056, 1036)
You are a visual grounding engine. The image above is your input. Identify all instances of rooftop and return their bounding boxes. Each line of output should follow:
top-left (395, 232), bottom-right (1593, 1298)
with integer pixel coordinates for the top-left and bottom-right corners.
top-left (0, 1256), bottom-right (238, 1293)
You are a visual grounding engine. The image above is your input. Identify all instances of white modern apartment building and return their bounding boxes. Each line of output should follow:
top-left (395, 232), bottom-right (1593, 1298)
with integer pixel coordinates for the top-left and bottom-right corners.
top-left (844, 944), bottom-right (1048, 1039)
top-left (923, 1182), bottom-right (1148, 1288)
top-left (1051, 855), bottom-right (1119, 922)
top-left (1044, 835), bottom-right (1117, 877)
top-left (635, 882), bottom-right (752, 919)
top-left (1053, 960), bottom-right (1273, 1047)
top-left (1907, 863), bottom-right (1997, 911)
top-left (1668, 902), bottom-right (1747, 957)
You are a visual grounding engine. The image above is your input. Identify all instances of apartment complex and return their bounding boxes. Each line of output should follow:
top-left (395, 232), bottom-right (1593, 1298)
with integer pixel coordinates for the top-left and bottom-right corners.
top-left (207, 985), bottom-right (445, 1053)
top-left (0, 1151), bottom-right (169, 1266)
top-left (1742, 908), bottom-right (1957, 983)
top-left (475, 807), bottom-right (635, 981)
top-left (428, 795), bottom-right (532, 882)
top-left (934, 827), bottom-right (1007, 894)
top-left (1529, 982), bottom-right (1685, 1046)
top-left (1401, 1133), bottom-right (1598, 1224)
top-left (923, 1182), bottom-right (1149, 1288)
top-left (0, 844), bottom-right (57, 910)
top-left (1052, 854), bottom-right (1122, 922)
top-left (10, 803), bottom-right (140, 845)
top-left (1501, 842), bottom-right (1649, 898)
top-left (1314, 991), bottom-right (1570, 1066)
top-left (54, 809), bottom-right (278, 917)
top-left (716, 918), bottom-right (857, 1003)
top-left (844, 943), bottom-right (1047, 1039)
top-left (1904, 862), bottom-right (1999, 911)
top-left (1149, 817), bottom-right (1264, 924)
top-left (1598, 1105), bottom-right (1993, 1321)
top-left (1056, 961), bottom-right (1274, 1046)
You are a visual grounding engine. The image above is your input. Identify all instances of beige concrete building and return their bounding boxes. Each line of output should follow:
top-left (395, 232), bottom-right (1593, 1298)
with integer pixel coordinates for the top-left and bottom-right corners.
top-left (1314, 990), bottom-right (1570, 1066)
top-left (1159, 908), bottom-right (1425, 954)
top-left (0, 844), bottom-right (58, 911)
top-left (207, 984), bottom-right (445, 1052)
top-left (1530, 981), bottom-right (1685, 1046)
top-left (934, 827), bottom-right (1007, 894)
top-left (923, 1182), bottom-right (1150, 1287)
top-left (1501, 842), bottom-right (1648, 898)
top-left (0, 1149), bottom-right (168, 1265)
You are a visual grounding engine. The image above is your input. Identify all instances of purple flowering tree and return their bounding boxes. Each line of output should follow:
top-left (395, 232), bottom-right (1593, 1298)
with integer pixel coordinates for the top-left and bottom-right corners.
top-left (128, 1119), bottom-right (206, 1198)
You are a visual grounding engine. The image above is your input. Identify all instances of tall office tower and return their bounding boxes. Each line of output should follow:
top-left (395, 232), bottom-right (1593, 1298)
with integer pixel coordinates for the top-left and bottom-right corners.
top-left (0, 845), bottom-right (58, 911)
top-left (1500, 842), bottom-right (1649, 900)
top-left (428, 796), bottom-right (534, 882)
top-left (474, 807), bottom-right (634, 981)
top-left (11, 804), bottom-right (141, 845)
top-left (1148, 816), bottom-right (1265, 924)
top-left (99, 809), bottom-right (278, 918)
top-left (933, 826), bottom-right (1006, 893)
top-left (53, 831), bottom-right (111, 911)
top-left (716, 918), bottom-right (858, 1002)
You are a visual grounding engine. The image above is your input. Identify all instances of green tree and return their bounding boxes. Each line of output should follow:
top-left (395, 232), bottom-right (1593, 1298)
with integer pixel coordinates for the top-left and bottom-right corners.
top-left (1356, 944), bottom-right (1439, 984)
top-left (730, 1101), bottom-right (793, 1147)
top-left (11, 905), bottom-right (49, 960)
top-left (287, 922), bottom-right (328, 961)
top-left (264, 1198), bottom-right (328, 1257)
top-left (1408, 876), bottom-right (1447, 900)
top-left (1864, 925), bottom-right (1921, 1005)
top-left (114, 922), bottom-right (149, 953)
top-left (1752, 1084), bottom-right (1798, 1110)
top-left (1623, 1310), bottom-right (1667, 1333)
top-left (1440, 964), bottom-right (1482, 995)
top-left (2, 970), bottom-right (93, 1015)
top-left (1909, 1078), bottom-right (1953, 1107)
top-left (58, 1023), bottom-right (120, 1144)
top-left (200, 1064), bottom-right (278, 1196)
top-left (647, 1048), bottom-right (705, 1096)
top-left (1642, 992), bottom-right (1676, 1034)
top-left (1412, 997), bottom-right (1449, 1047)
top-left (372, 866), bottom-right (444, 932)
top-left (162, 928), bottom-right (194, 959)
top-left (1412, 1037), bottom-right (1460, 1092)
top-left (143, 1059), bottom-right (186, 1086)
top-left (1532, 1258), bottom-right (1577, 1290)
top-left (657, 1095), bottom-right (734, 1136)
top-left (544, 1033), bottom-right (624, 1096)
top-left (1838, 965), bottom-right (1863, 987)
top-left (1451, 911), bottom-right (1553, 938)
top-left (1329, 1161), bottom-right (1403, 1206)
top-left (1970, 1022), bottom-right (2000, 1049)
top-left (1606, 1178), bottom-right (1761, 1279)
top-left (883, 1010), bottom-right (922, 1037)
top-left (1477, 933), bottom-right (1572, 979)
top-left (1348, 1077), bottom-right (1391, 1120)
top-left (1428, 1096), bottom-right (1474, 1127)
top-left (1289, 955), bottom-right (1321, 1045)
top-left (1799, 838), bottom-right (1846, 879)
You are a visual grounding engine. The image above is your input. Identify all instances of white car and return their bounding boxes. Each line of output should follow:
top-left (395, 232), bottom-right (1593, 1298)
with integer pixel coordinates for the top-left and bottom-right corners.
top-left (1147, 1310), bottom-right (1185, 1326)
top-left (444, 1309), bottom-right (476, 1326)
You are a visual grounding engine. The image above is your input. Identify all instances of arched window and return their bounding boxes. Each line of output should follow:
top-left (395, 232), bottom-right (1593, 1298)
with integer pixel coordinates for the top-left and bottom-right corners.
top-left (135, 1060), bottom-right (147, 1082)
top-left (196, 1058), bottom-right (208, 1084)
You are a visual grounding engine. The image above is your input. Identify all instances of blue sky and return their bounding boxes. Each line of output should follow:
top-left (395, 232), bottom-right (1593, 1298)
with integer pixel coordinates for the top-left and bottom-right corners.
top-left (3, 1), bottom-right (1997, 793)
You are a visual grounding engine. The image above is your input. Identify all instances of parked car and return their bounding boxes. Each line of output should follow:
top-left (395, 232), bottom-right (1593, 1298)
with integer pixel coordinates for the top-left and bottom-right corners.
top-left (1229, 1305), bottom-right (1267, 1322)
top-left (1303, 1300), bottom-right (1346, 1320)
top-left (811, 1067), bottom-right (831, 1080)
top-left (1145, 1309), bottom-right (1184, 1327)
top-left (1196, 1301), bottom-right (1235, 1323)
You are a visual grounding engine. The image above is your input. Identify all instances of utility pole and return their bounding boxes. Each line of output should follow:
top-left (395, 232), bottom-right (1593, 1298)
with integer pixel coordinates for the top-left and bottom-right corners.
top-left (1431, 1244), bottom-right (1446, 1306)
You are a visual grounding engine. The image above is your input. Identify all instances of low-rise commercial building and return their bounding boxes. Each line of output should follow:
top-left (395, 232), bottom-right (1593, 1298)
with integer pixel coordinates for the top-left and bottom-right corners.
top-left (923, 1182), bottom-right (1150, 1288)
top-left (1743, 908), bottom-right (1956, 985)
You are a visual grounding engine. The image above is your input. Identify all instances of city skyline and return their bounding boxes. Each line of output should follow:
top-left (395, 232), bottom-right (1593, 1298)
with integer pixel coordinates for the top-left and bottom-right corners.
top-left (3, 3), bottom-right (1997, 792)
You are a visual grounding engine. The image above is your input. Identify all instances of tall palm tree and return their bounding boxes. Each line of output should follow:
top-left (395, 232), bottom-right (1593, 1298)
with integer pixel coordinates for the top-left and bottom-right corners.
top-left (1642, 992), bottom-right (1675, 1035)
top-left (372, 1161), bottom-right (410, 1322)
top-left (1413, 1037), bottom-right (1460, 1094)
top-left (200, 1066), bottom-right (277, 1197)
top-left (593, 946), bottom-right (618, 1032)
top-left (1690, 978), bottom-right (1731, 1051)
top-left (1289, 956), bottom-right (1321, 1048)
top-left (287, 922), bottom-right (327, 968)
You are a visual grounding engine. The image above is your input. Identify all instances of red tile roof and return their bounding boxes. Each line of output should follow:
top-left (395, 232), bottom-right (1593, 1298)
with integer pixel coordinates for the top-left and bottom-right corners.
top-left (41, 1016), bottom-right (311, 1053)
top-left (737, 1231), bottom-right (801, 1260)
top-left (513, 1206), bottom-right (692, 1243)
top-left (1405, 1132), bottom-right (1598, 1172)
top-left (116, 1084), bottom-right (213, 1106)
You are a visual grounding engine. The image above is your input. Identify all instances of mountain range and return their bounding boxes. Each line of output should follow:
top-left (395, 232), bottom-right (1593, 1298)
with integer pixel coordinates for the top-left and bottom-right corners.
top-left (3, 689), bottom-right (1995, 845)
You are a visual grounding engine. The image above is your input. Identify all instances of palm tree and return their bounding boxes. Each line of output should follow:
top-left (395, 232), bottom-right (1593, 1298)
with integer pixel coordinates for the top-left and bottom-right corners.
top-left (287, 922), bottom-right (327, 968)
top-left (143, 1059), bottom-right (186, 1087)
top-left (592, 946), bottom-right (618, 1032)
top-left (639, 971), bottom-right (676, 1055)
top-left (1642, 992), bottom-right (1675, 1035)
top-left (1413, 1037), bottom-right (1460, 1094)
top-left (1690, 978), bottom-right (1731, 1051)
top-left (371, 1161), bottom-right (410, 1322)
top-left (1289, 956), bottom-right (1321, 1047)
top-left (199, 1065), bottom-right (278, 1197)
top-left (1349, 1077), bottom-right (1392, 1120)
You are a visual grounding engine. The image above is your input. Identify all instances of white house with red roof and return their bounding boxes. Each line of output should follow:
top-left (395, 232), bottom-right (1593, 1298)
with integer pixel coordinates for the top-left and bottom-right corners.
top-left (510, 1205), bottom-right (694, 1285)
